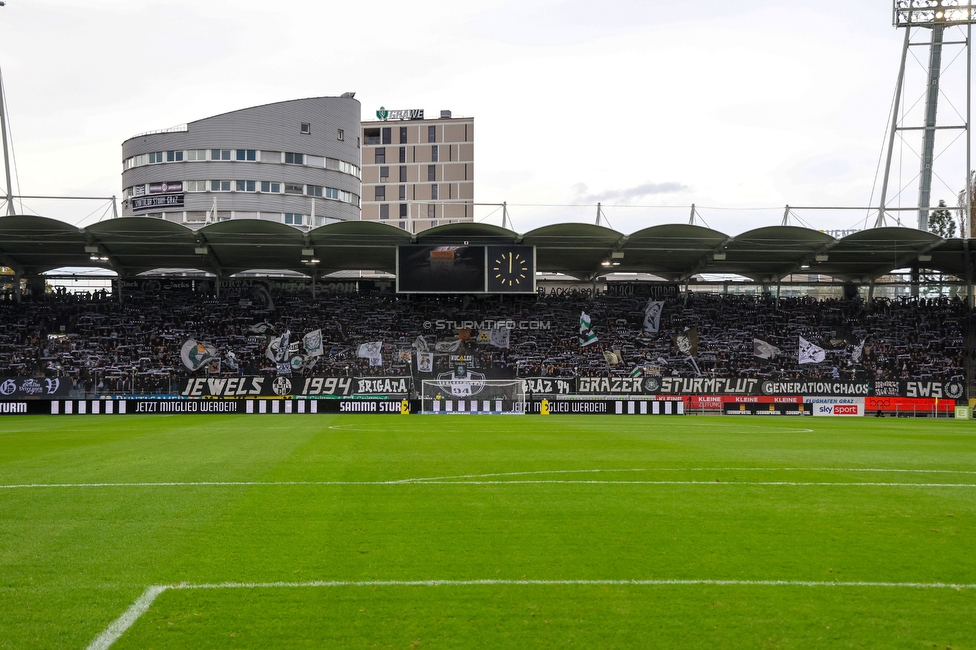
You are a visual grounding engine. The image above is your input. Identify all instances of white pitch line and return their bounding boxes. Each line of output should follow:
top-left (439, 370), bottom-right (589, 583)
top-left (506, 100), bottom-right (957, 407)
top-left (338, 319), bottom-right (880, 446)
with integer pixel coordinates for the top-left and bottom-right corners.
top-left (86, 585), bottom-right (168, 650)
top-left (4, 478), bottom-right (976, 490)
top-left (401, 480), bottom-right (976, 487)
top-left (88, 578), bottom-right (976, 649)
top-left (5, 468), bottom-right (976, 492)
top-left (167, 578), bottom-right (976, 590)
top-left (393, 467), bottom-right (976, 483)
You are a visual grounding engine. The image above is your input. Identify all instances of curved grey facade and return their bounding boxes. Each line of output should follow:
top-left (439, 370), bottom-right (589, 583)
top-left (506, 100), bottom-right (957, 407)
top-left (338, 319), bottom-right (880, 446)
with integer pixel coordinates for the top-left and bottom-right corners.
top-left (121, 96), bottom-right (362, 228)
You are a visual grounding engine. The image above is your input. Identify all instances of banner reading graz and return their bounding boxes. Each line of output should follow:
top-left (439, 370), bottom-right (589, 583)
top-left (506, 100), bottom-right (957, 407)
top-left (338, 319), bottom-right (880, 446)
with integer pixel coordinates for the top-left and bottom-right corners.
top-left (178, 376), bottom-right (412, 398)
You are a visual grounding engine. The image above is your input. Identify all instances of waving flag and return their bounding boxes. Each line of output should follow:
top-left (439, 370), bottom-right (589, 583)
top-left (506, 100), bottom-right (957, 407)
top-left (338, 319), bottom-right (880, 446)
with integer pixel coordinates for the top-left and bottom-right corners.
top-left (579, 312), bottom-right (599, 347)
top-left (799, 336), bottom-right (826, 364)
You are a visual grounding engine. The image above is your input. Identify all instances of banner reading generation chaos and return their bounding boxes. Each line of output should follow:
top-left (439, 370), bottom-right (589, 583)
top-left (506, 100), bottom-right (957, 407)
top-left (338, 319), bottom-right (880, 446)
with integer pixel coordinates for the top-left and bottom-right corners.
top-left (178, 376), bottom-right (412, 398)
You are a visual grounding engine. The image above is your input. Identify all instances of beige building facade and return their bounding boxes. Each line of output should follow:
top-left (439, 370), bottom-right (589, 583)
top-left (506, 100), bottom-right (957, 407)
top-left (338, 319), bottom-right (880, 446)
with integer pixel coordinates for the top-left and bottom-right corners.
top-left (361, 110), bottom-right (473, 232)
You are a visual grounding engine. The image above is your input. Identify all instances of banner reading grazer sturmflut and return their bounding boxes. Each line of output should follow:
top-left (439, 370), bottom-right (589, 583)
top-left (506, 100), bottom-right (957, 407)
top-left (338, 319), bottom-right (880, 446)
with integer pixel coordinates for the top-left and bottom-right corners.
top-left (178, 376), bottom-right (412, 398)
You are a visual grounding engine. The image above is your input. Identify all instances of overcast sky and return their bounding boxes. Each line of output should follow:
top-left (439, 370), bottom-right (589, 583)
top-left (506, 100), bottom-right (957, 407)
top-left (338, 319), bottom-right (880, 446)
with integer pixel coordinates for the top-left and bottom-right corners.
top-left (0, 0), bottom-right (970, 234)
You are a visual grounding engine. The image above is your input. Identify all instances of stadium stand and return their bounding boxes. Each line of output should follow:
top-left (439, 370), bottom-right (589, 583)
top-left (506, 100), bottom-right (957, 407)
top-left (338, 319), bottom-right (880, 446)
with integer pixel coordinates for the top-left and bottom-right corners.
top-left (0, 288), bottom-right (966, 395)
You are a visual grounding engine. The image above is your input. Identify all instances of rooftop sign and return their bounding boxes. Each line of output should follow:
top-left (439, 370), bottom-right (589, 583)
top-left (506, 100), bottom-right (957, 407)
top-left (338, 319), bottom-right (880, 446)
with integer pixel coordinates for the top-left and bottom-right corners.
top-left (376, 107), bottom-right (425, 121)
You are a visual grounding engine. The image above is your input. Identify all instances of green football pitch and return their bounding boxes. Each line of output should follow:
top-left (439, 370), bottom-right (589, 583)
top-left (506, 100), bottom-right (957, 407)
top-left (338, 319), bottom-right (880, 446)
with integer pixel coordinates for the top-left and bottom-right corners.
top-left (1, 414), bottom-right (975, 649)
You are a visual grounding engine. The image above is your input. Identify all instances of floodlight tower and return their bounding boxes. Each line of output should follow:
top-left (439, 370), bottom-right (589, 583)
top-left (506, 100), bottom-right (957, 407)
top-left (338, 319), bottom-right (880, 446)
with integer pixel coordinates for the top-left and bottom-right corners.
top-left (879, 1), bottom-right (976, 233)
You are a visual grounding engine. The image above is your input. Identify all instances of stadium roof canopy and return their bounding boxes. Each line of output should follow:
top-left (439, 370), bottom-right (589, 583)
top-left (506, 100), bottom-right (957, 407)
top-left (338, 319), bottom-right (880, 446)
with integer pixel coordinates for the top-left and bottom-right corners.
top-left (0, 215), bottom-right (970, 284)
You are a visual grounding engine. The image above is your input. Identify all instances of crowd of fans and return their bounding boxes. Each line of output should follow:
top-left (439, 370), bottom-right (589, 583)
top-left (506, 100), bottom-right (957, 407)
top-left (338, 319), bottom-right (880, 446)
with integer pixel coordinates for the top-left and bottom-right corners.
top-left (0, 285), bottom-right (968, 395)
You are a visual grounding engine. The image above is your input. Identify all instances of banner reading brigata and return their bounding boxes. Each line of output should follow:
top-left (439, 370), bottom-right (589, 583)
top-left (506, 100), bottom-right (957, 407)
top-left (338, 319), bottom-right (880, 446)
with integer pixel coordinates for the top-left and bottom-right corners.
top-left (178, 376), bottom-right (411, 398)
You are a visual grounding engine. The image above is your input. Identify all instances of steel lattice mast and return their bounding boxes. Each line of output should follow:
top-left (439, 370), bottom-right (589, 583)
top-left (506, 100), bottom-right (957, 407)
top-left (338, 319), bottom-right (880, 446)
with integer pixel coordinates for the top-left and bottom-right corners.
top-left (880, 1), bottom-right (976, 234)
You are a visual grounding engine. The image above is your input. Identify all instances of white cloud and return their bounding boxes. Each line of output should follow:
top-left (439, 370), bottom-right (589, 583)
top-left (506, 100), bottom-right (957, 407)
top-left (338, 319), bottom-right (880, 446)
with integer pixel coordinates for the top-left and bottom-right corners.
top-left (0, 1), bottom-right (957, 234)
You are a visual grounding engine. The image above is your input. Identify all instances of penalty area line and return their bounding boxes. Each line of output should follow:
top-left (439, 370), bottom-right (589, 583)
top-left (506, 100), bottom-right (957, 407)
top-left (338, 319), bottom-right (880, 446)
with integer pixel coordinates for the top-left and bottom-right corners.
top-left (88, 578), bottom-right (976, 649)
top-left (85, 585), bottom-right (168, 650)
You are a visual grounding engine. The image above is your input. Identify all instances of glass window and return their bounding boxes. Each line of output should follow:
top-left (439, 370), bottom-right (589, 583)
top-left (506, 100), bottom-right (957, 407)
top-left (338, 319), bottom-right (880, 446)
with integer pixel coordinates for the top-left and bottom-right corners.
top-left (235, 180), bottom-right (256, 192)
top-left (260, 181), bottom-right (281, 193)
top-left (380, 166), bottom-right (389, 181)
top-left (284, 183), bottom-right (303, 194)
top-left (399, 126), bottom-right (407, 144)
top-left (166, 150), bottom-right (184, 162)
top-left (428, 203), bottom-right (436, 218)
top-left (186, 149), bottom-right (207, 161)
top-left (186, 180), bottom-right (207, 192)
top-left (301, 123), bottom-right (311, 134)
top-left (284, 152), bottom-right (304, 164)
top-left (325, 187), bottom-right (339, 200)
top-left (211, 180), bottom-right (231, 191)
top-left (148, 152), bottom-right (164, 164)
top-left (431, 184), bottom-right (438, 200)
top-left (428, 165), bottom-right (436, 182)
top-left (382, 127), bottom-right (392, 145)
top-left (374, 186), bottom-right (386, 201)
top-left (431, 145), bottom-right (438, 162)
top-left (379, 204), bottom-right (390, 219)
top-left (284, 213), bottom-right (304, 225)
top-left (236, 149), bottom-right (256, 161)
top-left (399, 147), bottom-right (406, 163)
top-left (212, 149), bottom-right (231, 161)
top-left (374, 148), bottom-right (385, 164)
top-left (399, 166), bottom-right (407, 183)
top-left (399, 203), bottom-right (407, 218)
top-left (428, 125), bottom-right (436, 142)
top-left (307, 185), bottom-right (323, 197)
top-left (399, 185), bottom-right (406, 201)
top-left (338, 128), bottom-right (345, 141)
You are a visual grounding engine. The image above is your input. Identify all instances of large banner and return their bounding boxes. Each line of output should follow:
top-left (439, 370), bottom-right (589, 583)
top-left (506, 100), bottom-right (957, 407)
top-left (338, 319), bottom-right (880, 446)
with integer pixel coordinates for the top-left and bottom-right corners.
top-left (0, 377), bottom-right (72, 399)
top-left (114, 278), bottom-right (196, 293)
top-left (475, 376), bottom-right (966, 399)
top-left (178, 376), bottom-right (412, 398)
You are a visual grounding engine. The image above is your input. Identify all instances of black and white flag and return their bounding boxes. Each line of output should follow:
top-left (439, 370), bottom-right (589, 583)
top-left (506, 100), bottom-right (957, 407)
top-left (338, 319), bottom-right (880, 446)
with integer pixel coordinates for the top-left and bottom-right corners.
top-left (798, 336), bottom-right (826, 364)
top-left (643, 300), bottom-right (665, 334)
top-left (753, 338), bottom-right (781, 360)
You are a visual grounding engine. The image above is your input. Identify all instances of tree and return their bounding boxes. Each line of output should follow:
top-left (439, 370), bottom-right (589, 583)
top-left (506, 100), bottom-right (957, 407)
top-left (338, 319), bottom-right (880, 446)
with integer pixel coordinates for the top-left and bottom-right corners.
top-left (929, 199), bottom-right (956, 238)
top-left (956, 171), bottom-right (976, 237)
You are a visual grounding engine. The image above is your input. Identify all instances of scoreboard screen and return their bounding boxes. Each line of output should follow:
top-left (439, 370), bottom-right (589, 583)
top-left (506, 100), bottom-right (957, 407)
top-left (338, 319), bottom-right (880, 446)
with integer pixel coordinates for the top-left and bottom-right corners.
top-left (396, 245), bottom-right (535, 294)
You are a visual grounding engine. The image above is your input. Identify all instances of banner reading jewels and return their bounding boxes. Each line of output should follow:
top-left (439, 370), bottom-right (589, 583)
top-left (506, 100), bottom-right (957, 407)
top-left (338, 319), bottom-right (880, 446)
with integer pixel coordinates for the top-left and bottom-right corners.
top-left (178, 376), bottom-right (412, 398)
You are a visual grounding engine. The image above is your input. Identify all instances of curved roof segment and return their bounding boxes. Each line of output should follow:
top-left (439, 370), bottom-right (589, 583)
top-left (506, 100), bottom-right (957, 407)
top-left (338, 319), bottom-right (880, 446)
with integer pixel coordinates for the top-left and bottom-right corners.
top-left (0, 215), bottom-right (970, 283)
